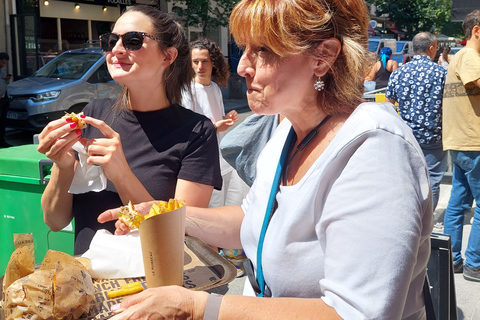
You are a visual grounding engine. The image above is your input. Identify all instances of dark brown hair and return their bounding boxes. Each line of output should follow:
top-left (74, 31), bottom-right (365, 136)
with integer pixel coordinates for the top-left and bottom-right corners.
top-left (114, 5), bottom-right (193, 109)
top-left (463, 10), bottom-right (480, 40)
top-left (190, 38), bottom-right (230, 87)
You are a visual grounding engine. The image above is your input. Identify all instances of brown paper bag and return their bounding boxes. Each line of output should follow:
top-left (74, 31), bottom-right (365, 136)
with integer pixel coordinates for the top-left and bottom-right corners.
top-left (2, 246), bottom-right (35, 294)
top-left (139, 205), bottom-right (186, 288)
top-left (2, 249), bottom-right (95, 320)
top-left (13, 233), bottom-right (34, 264)
top-left (53, 261), bottom-right (95, 319)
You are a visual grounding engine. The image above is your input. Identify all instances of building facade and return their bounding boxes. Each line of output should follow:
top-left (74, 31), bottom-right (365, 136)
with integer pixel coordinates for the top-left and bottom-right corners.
top-left (0, 0), bottom-right (229, 80)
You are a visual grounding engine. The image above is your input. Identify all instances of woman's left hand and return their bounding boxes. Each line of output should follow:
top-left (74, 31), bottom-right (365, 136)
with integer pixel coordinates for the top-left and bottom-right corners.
top-left (110, 286), bottom-right (208, 320)
top-left (82, 117), bottom-right (130, 184)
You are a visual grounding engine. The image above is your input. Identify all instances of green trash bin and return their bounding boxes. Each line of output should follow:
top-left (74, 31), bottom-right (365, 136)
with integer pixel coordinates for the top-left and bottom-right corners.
top-left (0, 144), bottom-right (74, 275)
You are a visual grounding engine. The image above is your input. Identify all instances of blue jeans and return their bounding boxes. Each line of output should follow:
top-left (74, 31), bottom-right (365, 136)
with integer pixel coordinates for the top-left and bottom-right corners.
top-left (420, 142), bottom-right (448, 210)
top-left (443, 151), bottom-right (480, 268)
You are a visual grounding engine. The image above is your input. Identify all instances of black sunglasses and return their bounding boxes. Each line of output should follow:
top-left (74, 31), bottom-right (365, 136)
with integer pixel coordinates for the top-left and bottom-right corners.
top-left (99, 31), bottom-right (161, 52)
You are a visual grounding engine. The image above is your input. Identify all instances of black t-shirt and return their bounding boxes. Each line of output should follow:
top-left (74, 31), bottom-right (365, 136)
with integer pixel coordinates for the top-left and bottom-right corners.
top-left (73, 98), bottom-right (222, 254)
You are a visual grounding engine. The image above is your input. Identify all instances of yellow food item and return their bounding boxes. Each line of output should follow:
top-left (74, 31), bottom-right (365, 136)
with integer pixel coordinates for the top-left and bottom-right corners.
top-left (144, 198), bottom-right (185, 219)
top-left (107, 281), bottom-right (144, 299)
top-left (117, 201), bottom-right (145, 230)
top-left (118, 199), bottom-right (184, 230)
top-left (62, 111), bottom-right (87, 129)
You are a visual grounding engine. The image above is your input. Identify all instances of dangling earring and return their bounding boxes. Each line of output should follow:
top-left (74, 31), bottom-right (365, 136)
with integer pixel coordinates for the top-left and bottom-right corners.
top-left (314, 76), bottom-right (325, 91)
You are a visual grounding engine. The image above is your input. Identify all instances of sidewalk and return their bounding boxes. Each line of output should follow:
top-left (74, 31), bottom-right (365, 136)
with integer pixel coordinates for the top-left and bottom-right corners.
top-left (223, 98), bottom-right (250, 114)
top-left (433, 181), bottom-right (480, 320)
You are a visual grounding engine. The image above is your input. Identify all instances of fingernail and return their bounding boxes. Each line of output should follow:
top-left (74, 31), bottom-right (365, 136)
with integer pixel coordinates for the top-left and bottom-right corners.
top-left (111, 303), bottom-right (124, 313)
top-left (76, 129), bottom-right (82, 136)
top-left (65, 117), bottom-right (73, 123)
top-left (80, 114), bottom-right (86, 118)
top-left (70, 122), bottom-right (77, 128)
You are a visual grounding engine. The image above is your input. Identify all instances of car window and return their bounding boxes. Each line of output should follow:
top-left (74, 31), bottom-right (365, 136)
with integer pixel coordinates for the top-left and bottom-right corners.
top-left (368, 40), bottom-right (379, 52)
top-left (87, 63), bottom-right (112, 84)
top-left (34, 52), bottom-right (102, 80)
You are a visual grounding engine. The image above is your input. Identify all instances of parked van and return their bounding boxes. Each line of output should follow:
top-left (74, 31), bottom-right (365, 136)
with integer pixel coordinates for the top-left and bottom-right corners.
top-left (6, 45), bottom-right (121, 132)
top-left (368, 37), bottom-right (396, 55)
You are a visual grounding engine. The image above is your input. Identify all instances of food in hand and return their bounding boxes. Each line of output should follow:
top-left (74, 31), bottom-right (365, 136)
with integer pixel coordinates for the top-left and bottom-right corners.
top-left (63, 112), bottom-right (87, 129)
top-left (118, 199), bottom-right (185, 230)
top-left (107, 281), bottom-right (144, 299)
top-left (117, 201), bottom-right (145, 230)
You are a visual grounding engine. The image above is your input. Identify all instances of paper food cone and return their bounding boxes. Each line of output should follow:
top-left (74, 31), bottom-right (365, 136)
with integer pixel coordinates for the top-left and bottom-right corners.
top-left (139, 205), bottom-right (186, 288)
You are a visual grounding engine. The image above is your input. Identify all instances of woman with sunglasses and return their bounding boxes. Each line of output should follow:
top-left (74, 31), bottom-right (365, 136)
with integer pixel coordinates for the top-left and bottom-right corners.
top-left (99, 0), bottom-right (433, 318)
top-left (37, 5), bottom-right (222, 254)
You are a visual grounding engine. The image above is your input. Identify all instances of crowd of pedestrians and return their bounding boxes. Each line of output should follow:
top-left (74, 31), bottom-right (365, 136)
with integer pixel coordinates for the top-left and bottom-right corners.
top-left (382, 10), bottom-right (480, 283)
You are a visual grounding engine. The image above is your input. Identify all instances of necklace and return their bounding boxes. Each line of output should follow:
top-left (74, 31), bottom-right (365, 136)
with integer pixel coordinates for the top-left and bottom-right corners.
top-left (283, 114), bottom-right (332, 184)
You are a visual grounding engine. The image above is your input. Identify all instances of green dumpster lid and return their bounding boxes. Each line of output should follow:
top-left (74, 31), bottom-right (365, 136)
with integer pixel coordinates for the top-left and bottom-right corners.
top-left (0, 144), bottom-right (52, 180)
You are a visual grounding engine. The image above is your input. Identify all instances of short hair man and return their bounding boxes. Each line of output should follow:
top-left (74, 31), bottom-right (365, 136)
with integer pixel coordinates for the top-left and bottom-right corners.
top-left (385, 32), bottom-right (447, 211)
top-left (0, 52), bottom-right (11, 148)
top-left (442, 10), bottom-right (480, 281)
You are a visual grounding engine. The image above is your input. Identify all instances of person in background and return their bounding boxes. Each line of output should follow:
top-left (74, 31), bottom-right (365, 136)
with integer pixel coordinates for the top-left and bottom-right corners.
top-left (220, 114), bottom-right (281, 187)
top-left (99, 0), bottom-right (433, 318)
top-left (386, 32), bottom-right (447, 212)
top-left (442, 10), bottom-right (480, 281)
top-left (438, 46), bottom-right (451, 69)
top-left (37, 5), bottom-right (221, 255)
top-left (182, 38), bottom-right (249, 276)
top-left (0, 52), bottom-right (12, 148)
top-left (366, 46), bottom-right (398, 89)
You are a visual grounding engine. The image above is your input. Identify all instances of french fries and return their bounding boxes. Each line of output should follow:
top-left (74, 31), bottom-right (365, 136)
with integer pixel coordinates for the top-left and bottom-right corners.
top-left (118, 199), bottom-right (185, 230)
top-left (62, 111), bottom-right (87, 129)
top-left (145, 198), bottom-right (185, 219)
top-left (106, 281), bottom-right (144, 298)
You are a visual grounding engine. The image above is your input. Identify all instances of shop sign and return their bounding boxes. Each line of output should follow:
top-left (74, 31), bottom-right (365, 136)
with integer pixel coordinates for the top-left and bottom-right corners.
top-left (385, 21), bottom-right (396, 29)
top-left (56, 0), bottom-right (136, 6)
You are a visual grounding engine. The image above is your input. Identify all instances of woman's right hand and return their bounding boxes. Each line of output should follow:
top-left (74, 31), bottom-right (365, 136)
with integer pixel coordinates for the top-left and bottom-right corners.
top-left (37, 117), bottom-right (83, 169)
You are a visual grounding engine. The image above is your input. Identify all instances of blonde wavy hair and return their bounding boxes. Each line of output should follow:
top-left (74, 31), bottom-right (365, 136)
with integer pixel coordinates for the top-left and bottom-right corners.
top-left (230, 0), bottom-right (371, 115)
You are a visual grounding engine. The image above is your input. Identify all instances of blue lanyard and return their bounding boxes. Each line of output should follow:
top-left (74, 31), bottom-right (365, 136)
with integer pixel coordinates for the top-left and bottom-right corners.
top-left (256, 127), bottom-right (295, 297)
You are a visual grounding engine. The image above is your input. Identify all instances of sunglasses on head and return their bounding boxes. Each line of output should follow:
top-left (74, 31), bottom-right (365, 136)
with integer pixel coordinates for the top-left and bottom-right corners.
top-left (99, 31), bottom-right (161, 52)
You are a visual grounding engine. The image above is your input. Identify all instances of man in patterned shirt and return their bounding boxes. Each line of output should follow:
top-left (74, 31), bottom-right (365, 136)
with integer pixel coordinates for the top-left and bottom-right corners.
top-left (386, 32), bottom-right (447, 211)
top-left (442, 10), bottom-right (480, 281)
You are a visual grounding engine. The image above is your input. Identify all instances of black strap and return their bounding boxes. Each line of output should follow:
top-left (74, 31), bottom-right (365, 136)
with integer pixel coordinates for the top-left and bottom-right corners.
top-left (244, 259), bottom-right (261, 296)
top-left (424, 275), bottom-right (436, 320)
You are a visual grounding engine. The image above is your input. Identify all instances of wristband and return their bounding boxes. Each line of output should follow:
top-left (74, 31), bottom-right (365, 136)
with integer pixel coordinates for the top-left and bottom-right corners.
top-left (203, 293), bottom-right (223, 320)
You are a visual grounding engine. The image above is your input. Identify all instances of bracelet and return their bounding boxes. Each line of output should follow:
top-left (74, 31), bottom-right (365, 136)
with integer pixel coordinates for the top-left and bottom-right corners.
top-left (203, 293), bottom-right (223, 320)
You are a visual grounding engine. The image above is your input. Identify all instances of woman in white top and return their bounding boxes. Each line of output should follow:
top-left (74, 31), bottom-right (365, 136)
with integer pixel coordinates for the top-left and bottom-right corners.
top-left (99, 0), bottom-right (433, 318)
top-left (438, 46), bottom-right (451, 69)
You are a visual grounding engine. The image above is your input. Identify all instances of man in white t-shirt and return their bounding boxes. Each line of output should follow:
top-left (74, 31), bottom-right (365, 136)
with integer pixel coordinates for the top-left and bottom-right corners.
top-left (182, 38), bottom-right (249, 276)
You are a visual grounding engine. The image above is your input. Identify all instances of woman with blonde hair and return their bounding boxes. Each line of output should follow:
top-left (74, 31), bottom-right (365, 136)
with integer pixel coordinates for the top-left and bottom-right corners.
top-left (100, 0), bottom-right (433, 318)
